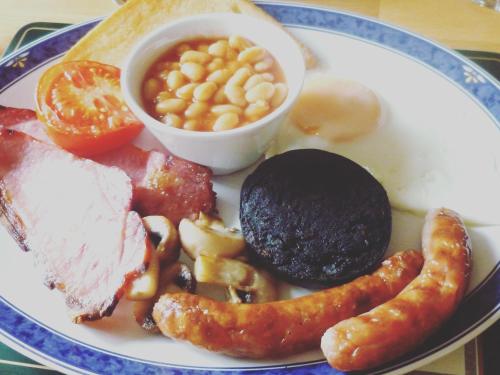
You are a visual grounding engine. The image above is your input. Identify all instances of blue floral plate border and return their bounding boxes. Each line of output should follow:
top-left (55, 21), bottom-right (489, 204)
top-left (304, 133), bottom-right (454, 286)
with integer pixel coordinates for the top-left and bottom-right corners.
top-left (0, 2), bottom-right (499, 374)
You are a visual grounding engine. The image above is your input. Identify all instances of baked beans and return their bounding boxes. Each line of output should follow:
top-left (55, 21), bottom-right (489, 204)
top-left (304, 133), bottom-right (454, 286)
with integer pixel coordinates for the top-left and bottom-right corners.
top-left (142, 36), bottom-right (287, 132)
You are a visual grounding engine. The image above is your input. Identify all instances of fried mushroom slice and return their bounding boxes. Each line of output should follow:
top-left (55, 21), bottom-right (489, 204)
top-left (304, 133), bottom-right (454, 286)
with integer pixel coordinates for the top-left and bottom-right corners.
top-left (134, 262), bottom-right (196, 332)
top-left (226, 286), bottom-right (256, 304)
top-left (142, 215), bottom-right (180, 264)
top-left (194, 255), bottom-right (278, 303)
top-left (125, 250), bottom-right (160, 301)
top-left (179, 213), bottom-right (245, 259)
top-left (125, 216), bottom-right (180, 301)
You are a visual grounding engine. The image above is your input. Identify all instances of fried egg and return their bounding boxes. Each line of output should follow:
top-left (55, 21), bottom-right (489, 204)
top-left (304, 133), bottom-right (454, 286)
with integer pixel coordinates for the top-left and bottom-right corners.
top-left (290, 76), bottom-right (382, 142)
top-left (267, 73), bottom-right (500, 225)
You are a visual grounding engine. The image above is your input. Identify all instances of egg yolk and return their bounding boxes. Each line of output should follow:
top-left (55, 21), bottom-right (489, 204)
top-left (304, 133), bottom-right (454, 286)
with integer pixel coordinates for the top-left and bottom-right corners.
top-left (291, 75), bottom-right (381, 142)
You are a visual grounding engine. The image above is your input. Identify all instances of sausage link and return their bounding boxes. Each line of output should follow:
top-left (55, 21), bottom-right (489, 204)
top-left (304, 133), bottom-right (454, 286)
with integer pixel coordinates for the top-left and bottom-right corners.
top-left (152, 250), bottom-right (423, 358)
top-left (321, 208), bottom-right (472, 371)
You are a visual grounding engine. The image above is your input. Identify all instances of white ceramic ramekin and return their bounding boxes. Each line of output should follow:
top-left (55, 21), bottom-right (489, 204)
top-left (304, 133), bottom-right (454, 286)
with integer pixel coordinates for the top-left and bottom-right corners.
top-left (122, 13), bottom-right (305, 175)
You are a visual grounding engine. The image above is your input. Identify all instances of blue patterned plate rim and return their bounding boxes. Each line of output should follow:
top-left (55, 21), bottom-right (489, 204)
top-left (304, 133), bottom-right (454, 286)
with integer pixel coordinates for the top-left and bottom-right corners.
top-left (272, 1), bottom-right (500, 88)
top-left (0, 2), bottom-right (498, 122)
top-left (0, 2), bottom-right (499, 374)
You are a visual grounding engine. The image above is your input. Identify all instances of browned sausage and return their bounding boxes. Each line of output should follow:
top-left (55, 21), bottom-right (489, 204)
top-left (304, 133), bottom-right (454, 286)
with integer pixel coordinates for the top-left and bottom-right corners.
top-left (152, 250), bottom-right (423, 358)
top-left (321, 208), bottom-right (472, 371)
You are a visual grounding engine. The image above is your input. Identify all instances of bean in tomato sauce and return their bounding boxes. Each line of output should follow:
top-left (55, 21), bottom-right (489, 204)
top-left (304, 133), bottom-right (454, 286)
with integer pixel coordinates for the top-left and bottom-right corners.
top-left (142, 36), bottom-right (287, 132)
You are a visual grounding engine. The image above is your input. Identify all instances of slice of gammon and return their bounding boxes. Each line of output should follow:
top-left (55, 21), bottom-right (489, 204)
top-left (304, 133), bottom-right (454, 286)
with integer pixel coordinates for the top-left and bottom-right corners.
top-left (0, 105), bottom-right (53, 143)
top-left (0, 106), bottom-right (216, 225)
top-left (0, 129), bottom-right (152, 322)
top-left (94, 145), bottom-right (216, 225)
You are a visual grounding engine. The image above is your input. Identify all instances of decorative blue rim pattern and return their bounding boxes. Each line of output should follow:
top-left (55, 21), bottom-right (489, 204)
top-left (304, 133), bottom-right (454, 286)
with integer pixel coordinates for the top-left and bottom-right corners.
top-left (0, 2), bottom-right (499, 374)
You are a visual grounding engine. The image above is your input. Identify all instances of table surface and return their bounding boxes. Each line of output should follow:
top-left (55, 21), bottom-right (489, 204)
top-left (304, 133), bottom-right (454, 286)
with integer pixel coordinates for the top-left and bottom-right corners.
top-left (1, 0), bottom-right (500, 56)
top-left (0, 1), bottom-right (498, 374)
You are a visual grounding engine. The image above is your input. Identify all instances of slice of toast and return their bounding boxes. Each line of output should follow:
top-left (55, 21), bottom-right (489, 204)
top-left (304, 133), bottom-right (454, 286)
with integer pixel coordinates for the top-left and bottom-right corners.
top-left (63, 0), bottom-right (315, 68)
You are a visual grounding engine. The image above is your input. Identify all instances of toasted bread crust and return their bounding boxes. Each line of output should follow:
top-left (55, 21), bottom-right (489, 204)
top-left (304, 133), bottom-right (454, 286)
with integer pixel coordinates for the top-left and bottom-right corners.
top-left (63, 0), bottom-right (316, 68)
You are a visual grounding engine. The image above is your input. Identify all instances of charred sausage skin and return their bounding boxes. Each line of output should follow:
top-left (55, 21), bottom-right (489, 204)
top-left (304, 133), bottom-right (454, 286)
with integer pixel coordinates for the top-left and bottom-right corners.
top-left (152, 250), bottom-right (423, 358)
top-left (321, 208), bottom-right (472, 371)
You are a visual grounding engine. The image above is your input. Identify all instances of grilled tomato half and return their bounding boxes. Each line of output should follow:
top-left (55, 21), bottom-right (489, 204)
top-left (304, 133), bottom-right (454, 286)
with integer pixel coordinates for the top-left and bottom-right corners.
top-left (36, 61), bottom-right (143, 156)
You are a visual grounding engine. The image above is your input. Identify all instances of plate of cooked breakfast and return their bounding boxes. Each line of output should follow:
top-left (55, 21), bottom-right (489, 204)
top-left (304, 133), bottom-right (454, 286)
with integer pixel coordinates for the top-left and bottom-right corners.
top-left (0, 1), bottom-right (498, 374)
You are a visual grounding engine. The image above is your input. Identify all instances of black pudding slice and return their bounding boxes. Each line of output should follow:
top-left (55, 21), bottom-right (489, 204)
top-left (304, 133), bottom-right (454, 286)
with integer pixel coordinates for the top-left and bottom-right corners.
top-left (240, 149), bottom-right (392, 289)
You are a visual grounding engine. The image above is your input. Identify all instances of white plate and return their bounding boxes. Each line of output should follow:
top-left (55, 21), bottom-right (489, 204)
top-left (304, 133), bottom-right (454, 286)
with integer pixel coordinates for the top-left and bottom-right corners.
top-left (0, 2), bottom-right (498, 374)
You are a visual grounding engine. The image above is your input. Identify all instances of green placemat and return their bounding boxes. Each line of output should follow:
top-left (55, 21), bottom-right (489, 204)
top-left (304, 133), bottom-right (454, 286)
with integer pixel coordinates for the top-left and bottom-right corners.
top-left (457, 49), bottom-right (500, 80)
top-left (0, 343), bottom-right (58, 374)
top-left (3, 22), bottom-right (70, 57)
top-left (1, 22), bottom-right (498, 375)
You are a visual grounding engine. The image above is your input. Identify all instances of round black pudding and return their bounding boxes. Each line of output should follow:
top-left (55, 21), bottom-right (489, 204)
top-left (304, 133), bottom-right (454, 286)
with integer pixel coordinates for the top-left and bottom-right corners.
top-left (240, 149), bottom-right (392, 289)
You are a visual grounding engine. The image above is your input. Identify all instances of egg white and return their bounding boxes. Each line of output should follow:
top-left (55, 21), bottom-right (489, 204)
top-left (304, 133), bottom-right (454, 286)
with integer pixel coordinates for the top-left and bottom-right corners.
top-left (267, 76), bottom-right (500, 225)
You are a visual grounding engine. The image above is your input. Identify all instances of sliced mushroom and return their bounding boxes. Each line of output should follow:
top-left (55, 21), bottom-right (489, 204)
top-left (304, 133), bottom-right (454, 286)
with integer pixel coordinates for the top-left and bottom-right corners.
top-left (125, 216), bottom-right (180, 301)
top-left (194, 255), bottom-right (278, 303)
top-left (226, 285), bottom-right (255, 304)
top-left (142, 216), bottom-right (180, 264)
top-left (170, 262), bottom-right (197, 293)
top-left (125, 250), bottom-right (160, 301)
top-left (179, 213), bottom-right (245, 259)
top-left (133, 262), bottom-right (196, 332)
top-left (226, 285), bottom-right (242, 304)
